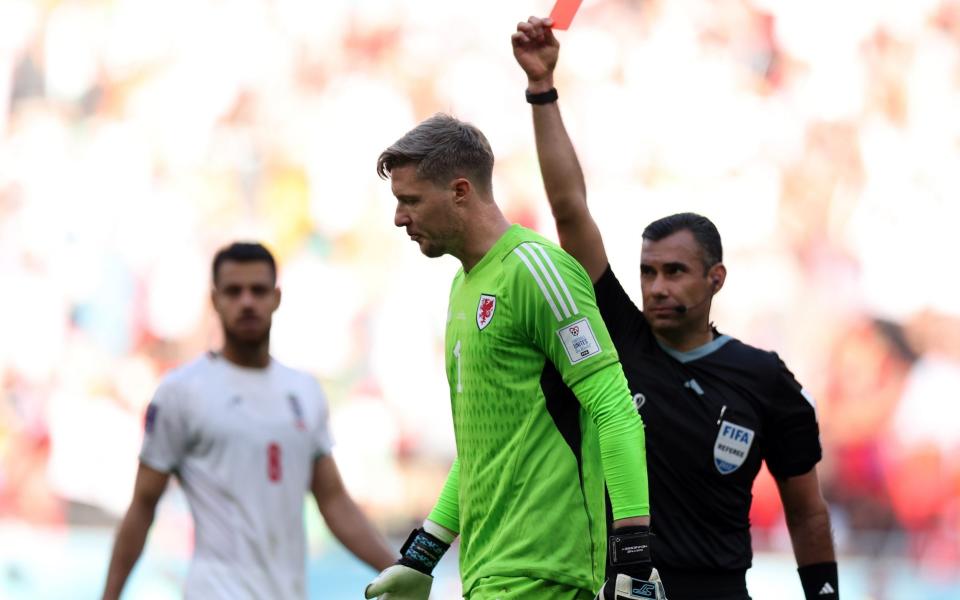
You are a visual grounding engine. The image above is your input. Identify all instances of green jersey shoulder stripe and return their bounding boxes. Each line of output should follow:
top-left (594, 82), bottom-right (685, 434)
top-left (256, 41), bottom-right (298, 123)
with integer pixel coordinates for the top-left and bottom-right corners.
top-left (525, 241), bottom-right (580, 315)
top-left (512, 245), bottom-right (565, 321)
top-left (512, 241), bottom-right (580, 321)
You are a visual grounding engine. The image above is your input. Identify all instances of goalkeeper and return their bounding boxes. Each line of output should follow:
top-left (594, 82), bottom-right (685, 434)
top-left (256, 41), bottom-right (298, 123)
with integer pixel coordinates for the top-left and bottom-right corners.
top-left (365, 110), bottom-right (663, 600)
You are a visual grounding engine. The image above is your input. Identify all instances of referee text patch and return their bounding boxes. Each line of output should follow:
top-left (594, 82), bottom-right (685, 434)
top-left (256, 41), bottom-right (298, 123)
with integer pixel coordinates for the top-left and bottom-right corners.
top-left (714, 420), bottom-right (754, 474)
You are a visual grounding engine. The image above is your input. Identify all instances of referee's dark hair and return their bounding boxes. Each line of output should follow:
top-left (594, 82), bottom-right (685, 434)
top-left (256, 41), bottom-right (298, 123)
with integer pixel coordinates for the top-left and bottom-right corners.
top-left (642, 212), bottom-right (723, 273)
top-left (212, 242), bottom-right (277, 286)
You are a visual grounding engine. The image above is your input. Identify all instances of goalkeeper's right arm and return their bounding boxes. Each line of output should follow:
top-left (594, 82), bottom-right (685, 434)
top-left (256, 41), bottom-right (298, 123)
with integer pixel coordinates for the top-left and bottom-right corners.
top-left (364, 520), bottom-right (457, 600)
top-left (364, 461), bottom-right (460, 600)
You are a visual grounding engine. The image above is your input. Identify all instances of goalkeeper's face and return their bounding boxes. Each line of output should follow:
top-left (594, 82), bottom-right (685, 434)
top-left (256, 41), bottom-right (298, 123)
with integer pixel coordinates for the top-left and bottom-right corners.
top-left (391, 164), bottom-right (465, 259)
top-left (212, 260), bottom-right (280, 345)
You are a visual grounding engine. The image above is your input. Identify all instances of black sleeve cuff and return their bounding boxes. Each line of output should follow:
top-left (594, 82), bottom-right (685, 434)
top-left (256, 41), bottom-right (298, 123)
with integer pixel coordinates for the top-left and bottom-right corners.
top-left (798, 561), bottom-right (838, 599)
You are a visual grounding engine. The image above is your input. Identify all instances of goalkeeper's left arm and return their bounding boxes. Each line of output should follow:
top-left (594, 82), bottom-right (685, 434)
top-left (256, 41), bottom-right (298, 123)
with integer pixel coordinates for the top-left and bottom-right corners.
top-left (571, 363), bottom-right (649, 521)
top-left (364, 460), bottom-right (460, 600)
top-left (573, 364), bottom-right (668, 600)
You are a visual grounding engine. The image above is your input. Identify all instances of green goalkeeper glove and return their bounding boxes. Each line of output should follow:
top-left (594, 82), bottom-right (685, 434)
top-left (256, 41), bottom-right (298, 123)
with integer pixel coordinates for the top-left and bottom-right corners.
top-left (364, 525), bottom-right (452, 600)
top-left (364, 564), bottom-right (433, 600)
top-left (594, 572), bottom-right (668, 600)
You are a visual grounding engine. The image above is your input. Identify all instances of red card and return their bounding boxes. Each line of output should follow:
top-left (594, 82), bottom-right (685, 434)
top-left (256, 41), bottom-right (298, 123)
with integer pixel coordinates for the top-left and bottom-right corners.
top-left (549, 0), bottom-right (583, 30)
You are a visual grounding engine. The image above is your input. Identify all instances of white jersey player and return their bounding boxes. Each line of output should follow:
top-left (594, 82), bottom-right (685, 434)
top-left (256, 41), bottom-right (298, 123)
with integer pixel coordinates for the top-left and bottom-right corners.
top-left (140, 353), bottom-right (333, 597)
top-left (102, 242), bottom-right (395, 600)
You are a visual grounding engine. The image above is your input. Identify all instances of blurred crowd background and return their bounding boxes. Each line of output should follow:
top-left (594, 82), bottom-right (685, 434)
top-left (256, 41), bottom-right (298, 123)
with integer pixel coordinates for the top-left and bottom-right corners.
top-left (1, 0), bottom-right (959, 598)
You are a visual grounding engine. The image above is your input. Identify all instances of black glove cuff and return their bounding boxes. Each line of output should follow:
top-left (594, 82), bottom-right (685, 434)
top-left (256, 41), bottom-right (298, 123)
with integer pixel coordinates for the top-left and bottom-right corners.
top-left (608, 526), bottom-right (653, 567)
top-left (798, 561), bottom-right (838, 599)
top-left (397, 527), bottom-right (450, 575)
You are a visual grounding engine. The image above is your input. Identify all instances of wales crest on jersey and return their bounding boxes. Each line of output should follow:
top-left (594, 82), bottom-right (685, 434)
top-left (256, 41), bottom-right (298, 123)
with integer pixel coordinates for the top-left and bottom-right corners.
top-left (476, 294), bottom-right (496, 330)
top-left (714, 420), bottom-right (754, 474)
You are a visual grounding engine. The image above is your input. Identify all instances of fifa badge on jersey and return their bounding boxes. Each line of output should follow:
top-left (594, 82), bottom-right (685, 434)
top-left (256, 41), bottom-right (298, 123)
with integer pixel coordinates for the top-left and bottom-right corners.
top-left (556, 317), bottom-right (602, 364)
top-left (714, 420), bottom-right (754, 474)
top-left (144, 403), bottom-right (158, 434)
top-left (476, 294), bottom-right (497, 330)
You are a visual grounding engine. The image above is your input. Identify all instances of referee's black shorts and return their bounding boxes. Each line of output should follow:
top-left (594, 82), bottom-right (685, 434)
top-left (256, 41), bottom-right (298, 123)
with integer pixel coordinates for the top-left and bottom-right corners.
top-left (657, 568), bottom-right (751, 600)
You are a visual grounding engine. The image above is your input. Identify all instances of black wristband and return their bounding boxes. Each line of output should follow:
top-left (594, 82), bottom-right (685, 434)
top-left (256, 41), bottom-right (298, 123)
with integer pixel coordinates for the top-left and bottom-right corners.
top-left (608, 526), bottom-right (653, 567)
top-left (798, 561), bottom-right (838, 599)
top-left (397, 527), bottom-right (450, 575)
top-left (525, 87), bottom-right (558, 105)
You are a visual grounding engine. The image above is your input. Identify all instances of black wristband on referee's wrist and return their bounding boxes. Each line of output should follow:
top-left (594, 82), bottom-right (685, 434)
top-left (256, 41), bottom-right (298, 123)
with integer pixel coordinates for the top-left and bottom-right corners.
top-left (798, 561), bottom-right (838, 599)
top-left (397, 527), bottom-right (450, 575)
top-left (525, 87), bottom-right (558, 105)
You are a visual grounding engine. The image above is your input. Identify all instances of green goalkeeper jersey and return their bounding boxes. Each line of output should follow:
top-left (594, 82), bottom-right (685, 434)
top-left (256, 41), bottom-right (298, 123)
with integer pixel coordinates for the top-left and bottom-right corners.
top-left (427, 225), bottom-right (649, 595)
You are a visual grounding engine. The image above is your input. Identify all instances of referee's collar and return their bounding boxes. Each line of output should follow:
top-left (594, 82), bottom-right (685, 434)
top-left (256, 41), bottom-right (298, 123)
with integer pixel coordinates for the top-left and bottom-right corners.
top-left (657, 334), bottom-right (733, 363)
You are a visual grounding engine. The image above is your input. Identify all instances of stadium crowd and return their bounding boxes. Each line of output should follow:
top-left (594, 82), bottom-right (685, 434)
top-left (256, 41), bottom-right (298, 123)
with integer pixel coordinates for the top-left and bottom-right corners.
top-left (1, 0), bottom-right (958, 595)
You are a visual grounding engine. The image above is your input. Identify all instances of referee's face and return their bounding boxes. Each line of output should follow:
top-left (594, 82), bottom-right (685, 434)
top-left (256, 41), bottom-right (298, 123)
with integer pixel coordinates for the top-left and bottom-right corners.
top-left (391, 164), bottom-right (463, 259)
top-left (640, 230), bottom-right (717, 334)
top-left (212, 260), bottom-right (281, 344)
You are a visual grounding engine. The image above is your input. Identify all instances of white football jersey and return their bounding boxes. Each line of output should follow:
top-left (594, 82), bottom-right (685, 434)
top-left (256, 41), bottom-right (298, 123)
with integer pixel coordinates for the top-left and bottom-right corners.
top-left (140, 352), bottom-right (333, 600)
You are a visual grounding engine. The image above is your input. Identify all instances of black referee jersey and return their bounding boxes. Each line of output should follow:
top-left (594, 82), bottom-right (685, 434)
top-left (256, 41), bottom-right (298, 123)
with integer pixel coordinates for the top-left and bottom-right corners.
top-left (596, 266), bottom-right (822, 598)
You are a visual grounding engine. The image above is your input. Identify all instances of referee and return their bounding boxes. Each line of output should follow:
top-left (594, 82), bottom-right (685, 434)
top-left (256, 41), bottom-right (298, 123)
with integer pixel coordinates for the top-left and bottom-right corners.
top-left (512, 17), bottom-right (839, 600)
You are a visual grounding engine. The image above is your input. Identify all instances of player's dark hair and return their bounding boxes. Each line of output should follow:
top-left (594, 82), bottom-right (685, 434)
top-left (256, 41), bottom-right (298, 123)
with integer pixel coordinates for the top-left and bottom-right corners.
top-left (642, 212), bottom-right (723, 272)
top-left (376, 113), bottom-right (495, 194)
top-left (212, 242), bottom-right (277, 285)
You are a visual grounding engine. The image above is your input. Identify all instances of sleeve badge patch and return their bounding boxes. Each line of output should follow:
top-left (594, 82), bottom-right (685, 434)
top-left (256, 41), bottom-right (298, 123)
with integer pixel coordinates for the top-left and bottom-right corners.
top-left (556, 317), bottom-right (602, 364)
top-left (144, 403), bottom-right (158, 434)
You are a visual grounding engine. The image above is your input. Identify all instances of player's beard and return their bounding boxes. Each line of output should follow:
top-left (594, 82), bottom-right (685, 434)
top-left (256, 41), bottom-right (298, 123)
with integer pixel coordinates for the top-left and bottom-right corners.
top-left (416, 227), bottom-right (452, 258)
top-left (420, 239), bottom-right (445, 258)
top-left (223, 320), bottom-right (271, 351)
top-left (421, 216), bottom-right (465, 259)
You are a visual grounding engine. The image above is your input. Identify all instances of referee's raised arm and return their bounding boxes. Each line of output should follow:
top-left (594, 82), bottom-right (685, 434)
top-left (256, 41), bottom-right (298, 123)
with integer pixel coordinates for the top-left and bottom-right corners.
top-left (513, 16), bottom-right (608, 283)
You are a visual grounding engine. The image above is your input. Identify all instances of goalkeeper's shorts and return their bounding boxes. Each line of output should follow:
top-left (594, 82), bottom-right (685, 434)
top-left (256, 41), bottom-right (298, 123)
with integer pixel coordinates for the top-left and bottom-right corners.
top-left (466, 575), bottom-right (594, 600)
